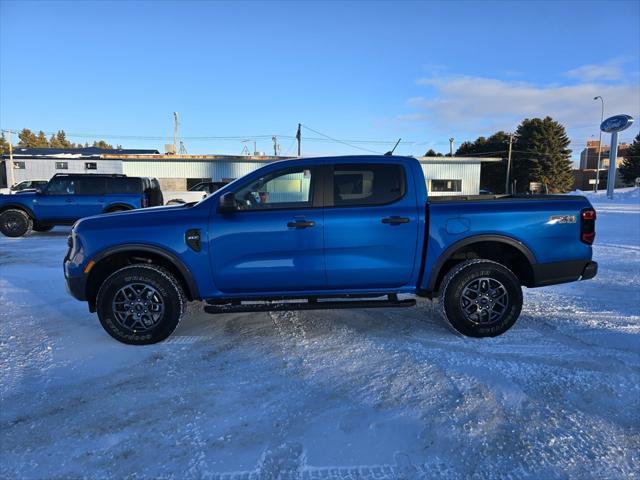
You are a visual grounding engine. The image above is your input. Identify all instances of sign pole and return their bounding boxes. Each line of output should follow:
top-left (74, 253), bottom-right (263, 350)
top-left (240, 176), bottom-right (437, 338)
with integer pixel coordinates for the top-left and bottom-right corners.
top-left (606, 131), bottom-right (618, 199)
top-left (8, 129), bottom-right (15, 187)
top-left (599, 114), bottom-right (634, 201)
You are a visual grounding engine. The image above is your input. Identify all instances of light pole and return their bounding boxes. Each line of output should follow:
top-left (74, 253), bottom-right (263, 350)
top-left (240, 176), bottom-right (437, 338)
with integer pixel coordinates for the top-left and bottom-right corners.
top-left (593, 96), bottom-right (604, 192)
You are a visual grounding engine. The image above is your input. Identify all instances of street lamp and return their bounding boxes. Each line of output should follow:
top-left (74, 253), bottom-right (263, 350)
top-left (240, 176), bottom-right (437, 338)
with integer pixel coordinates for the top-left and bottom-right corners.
top-left (594, 96), bottom-right (604, 192)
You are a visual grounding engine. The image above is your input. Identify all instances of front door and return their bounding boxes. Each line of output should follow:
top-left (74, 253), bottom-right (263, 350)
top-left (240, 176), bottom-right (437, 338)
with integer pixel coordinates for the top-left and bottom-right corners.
top-left (323, 162), bottom-right (419, 289)
top-left (210, 165), bottom-right (325, 294)
top-left (33, 176), bottom-right (77, 222)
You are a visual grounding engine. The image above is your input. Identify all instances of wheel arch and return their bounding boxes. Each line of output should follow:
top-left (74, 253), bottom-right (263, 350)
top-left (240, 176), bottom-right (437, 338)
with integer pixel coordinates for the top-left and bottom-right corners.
top-left (103, 203), bottom-right (135, 213)
top-left (0, 203), bottom-right (35, 218)
top-left (85, 244), bottom-right (199, 311)
top-left (427, 234), bottom-right (537, 294)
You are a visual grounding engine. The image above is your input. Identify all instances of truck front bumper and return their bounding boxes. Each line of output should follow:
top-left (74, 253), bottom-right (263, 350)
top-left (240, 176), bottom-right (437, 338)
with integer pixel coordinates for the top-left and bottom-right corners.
top-left (65, 272), bottom-right (88, 301)
top-left (532, 260), bottom-right (598, 287)
top-left (64, 233), bottom-right (88, 302)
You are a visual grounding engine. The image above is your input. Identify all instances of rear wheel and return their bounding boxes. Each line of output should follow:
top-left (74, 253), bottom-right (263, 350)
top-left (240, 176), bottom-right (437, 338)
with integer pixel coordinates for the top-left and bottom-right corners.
top-left (440, 259), bottom-right (522, 337)
top-left (0, 209), bottom-right (33, 237)
top-left (96, 264), bottom-right (186, 345)
top-left (105, 207), bottom-right (130, 213)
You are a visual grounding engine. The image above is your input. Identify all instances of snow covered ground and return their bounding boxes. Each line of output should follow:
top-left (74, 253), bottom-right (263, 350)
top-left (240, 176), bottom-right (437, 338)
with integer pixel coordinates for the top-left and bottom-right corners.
top-left (1, 190), bottom-right (639, 479)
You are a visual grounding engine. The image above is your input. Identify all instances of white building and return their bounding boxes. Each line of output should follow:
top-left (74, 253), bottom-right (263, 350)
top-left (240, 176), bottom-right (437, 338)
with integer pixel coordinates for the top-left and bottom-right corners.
top-left (1, 149), bottom-right (501, 196)
top-left (0, 147), bottom-right (157, 188)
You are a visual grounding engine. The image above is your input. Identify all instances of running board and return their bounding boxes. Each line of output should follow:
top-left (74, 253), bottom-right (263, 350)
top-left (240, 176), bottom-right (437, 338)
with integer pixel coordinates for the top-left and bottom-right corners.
top-left (203, 296), bottom-right (416, 315)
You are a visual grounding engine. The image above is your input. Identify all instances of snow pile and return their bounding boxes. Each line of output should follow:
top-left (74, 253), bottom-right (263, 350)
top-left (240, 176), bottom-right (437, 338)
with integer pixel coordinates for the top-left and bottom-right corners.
top-left (574, 187), bottom-right (640, 204)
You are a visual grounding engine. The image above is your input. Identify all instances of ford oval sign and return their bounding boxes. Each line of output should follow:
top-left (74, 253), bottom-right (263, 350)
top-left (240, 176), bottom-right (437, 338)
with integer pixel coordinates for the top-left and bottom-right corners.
top-left (600, 114), bottom-right (634, 133)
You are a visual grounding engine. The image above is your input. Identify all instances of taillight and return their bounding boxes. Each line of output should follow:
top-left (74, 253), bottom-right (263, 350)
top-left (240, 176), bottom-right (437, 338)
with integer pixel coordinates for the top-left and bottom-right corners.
top-left (142, 194), bottom-right (149, 208)
top-left (581, 208), bottom-right (596, 244)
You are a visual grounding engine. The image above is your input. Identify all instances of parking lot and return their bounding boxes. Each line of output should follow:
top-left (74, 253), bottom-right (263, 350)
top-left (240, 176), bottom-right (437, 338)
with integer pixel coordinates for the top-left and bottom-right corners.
top-left (1, 197), bottom-right (639, 479)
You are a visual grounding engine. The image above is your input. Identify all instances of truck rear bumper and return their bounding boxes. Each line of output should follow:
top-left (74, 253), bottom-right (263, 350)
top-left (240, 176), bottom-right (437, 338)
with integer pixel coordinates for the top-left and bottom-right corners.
top-left (532, 260), bottom-right (597, 287)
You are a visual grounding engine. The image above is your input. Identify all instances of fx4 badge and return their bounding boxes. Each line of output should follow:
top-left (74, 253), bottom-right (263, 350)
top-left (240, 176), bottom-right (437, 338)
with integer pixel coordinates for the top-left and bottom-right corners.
top-left (549, 215), bottom-right (576, 224)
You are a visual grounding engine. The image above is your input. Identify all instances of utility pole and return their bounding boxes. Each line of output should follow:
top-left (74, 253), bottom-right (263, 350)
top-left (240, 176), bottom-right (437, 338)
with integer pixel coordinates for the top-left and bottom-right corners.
top-left (173, 112), bottom-right (179, 153)
top-left (594, 96), bottom-right (604, 192)
top-left (449, 138), bottom-right (455, 156)
top-left (296, 123), bottom-right (302, 157)
top-left (505, 133), bottom-right (513, 194)
top-left (272, 136), bottom-right (280, 156)
top-left (7, 129), bottom-right (15, 187)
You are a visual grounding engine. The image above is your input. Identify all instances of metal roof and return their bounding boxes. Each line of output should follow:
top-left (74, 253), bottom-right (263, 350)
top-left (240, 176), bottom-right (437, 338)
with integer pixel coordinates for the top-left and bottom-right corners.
top-left (3, 147), bottom-right (160, 159)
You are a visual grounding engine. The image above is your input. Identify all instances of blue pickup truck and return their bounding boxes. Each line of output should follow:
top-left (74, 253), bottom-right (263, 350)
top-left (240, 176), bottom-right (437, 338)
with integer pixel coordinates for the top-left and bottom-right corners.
top-left (0, 173), bottom-right (163, 237)
top-left (64, 156), bottom-right (597, 344)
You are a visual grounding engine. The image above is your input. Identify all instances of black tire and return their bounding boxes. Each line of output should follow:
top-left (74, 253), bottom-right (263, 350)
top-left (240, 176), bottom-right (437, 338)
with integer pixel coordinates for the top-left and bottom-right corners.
top-left (33, 224), bottom-right (54, 232)
top-left (96, 264), bottom-right (186, 345)
top-left (0, 209), bottom-right (33, 237)
top-left (440, 259), bottom-right (522, 337)
top-left (105, 207), bottom-right (130, 214)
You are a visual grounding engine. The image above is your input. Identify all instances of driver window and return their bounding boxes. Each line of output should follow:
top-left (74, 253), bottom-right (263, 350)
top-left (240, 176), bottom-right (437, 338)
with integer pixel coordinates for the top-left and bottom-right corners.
top-left (46, 178), bottom-right (76, 195)
top-left (234, 167), bottom-right (313, 210)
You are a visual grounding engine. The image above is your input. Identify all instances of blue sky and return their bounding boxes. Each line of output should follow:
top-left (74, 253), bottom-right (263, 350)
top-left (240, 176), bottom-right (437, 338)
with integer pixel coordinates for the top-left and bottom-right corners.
top-left (1, 0), bottom-right (639, 159)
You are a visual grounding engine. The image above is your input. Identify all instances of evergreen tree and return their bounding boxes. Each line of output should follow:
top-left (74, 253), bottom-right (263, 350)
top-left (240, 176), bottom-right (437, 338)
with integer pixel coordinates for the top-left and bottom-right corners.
top-left (423, 148), bottom-right (444, 157)
top-left (456, 132), bottom-right (510, 193)
top-left (92, 140), bottom-right (114, 149)
top-left (17, 129), bottom-right (50, 148)
top-left (0, 132), bottom-right (10, 155)
top-left (513, 117), bottom-right (573, 193)
top-left (49, 130), bottom-right (76, 149)
top-left (36, 131), bottom-right (49, 147)
top-left (17, 129), bottom-right (38, 147)
top-left (619, 132), bottom-right (640, 185)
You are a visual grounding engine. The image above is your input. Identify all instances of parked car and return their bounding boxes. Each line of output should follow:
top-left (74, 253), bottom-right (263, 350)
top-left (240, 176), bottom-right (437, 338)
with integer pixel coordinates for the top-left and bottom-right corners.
top-left (0, 174), bottom-right (163, 237)
top-left (163, 181), bottom-right (231, 205)
top-left (190, 181), bottom-right (231, 194)
top-left (64, 155), bottom-right (597, 345)
top-left (0, 179), bottom-right (48, 195)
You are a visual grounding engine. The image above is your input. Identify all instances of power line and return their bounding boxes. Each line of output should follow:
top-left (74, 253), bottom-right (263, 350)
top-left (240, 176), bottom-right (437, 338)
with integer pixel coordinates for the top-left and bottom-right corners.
top-left (301, 124), bottom-right (384, 154)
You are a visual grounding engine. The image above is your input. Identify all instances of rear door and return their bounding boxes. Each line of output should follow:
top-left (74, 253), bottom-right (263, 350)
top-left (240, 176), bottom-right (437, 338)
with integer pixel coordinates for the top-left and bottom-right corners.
top-left (74, 177), bottom-right (107, 217)
top-left (209, 165), bottom-right (325, 293)
top-left (323, 161), bottom-right (420, 289)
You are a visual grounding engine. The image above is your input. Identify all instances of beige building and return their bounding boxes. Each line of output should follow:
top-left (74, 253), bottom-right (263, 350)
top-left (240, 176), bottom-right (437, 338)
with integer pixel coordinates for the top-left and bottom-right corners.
top-left (579, 140), bottom-right (630, 170)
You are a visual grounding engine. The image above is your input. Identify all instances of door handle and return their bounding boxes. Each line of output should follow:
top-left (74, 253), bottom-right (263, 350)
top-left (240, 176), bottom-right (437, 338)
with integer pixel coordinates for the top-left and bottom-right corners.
top-left (382, 216), bottom-right (409, 225)
top-left (287, 220), bottom-right (315, 229)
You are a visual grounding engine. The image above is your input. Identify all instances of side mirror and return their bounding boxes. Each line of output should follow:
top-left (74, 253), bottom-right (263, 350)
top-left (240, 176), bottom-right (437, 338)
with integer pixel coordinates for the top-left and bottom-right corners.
top-left (35, 187), bottom-right (44, 195)
top-left (217, 192), bottom-right (237, 213)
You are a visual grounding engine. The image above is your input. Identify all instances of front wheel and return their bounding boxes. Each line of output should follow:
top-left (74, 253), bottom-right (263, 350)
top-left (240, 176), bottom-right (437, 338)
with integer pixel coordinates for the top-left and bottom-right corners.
top-left (96, 264), bottom-right (186, 345)
top-left (0, 209), bottom-right (33, 237)
top-left (440, 259), bottom-right (522, 337)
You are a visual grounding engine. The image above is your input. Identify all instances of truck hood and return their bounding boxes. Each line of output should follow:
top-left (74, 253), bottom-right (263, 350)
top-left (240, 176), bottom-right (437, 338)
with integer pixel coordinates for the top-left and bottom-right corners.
top-left (0, 191), bottom-right (36, 199)
top-left (74, 202), bottom-right (208, 233)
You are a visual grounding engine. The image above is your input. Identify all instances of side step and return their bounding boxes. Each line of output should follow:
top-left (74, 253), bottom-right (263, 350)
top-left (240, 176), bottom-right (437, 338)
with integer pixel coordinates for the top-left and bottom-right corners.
top-left (203, 295), bottom-right (416, 315)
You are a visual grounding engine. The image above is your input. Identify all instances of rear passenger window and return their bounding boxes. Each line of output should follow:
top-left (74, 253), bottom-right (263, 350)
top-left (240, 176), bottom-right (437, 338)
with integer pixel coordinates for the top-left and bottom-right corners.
top-left (105, 177), bottom-right (143, 194)
top-left (76, 177), bottom-right (106, 195)
top-left (333, 164), bottom-right (405, 207)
